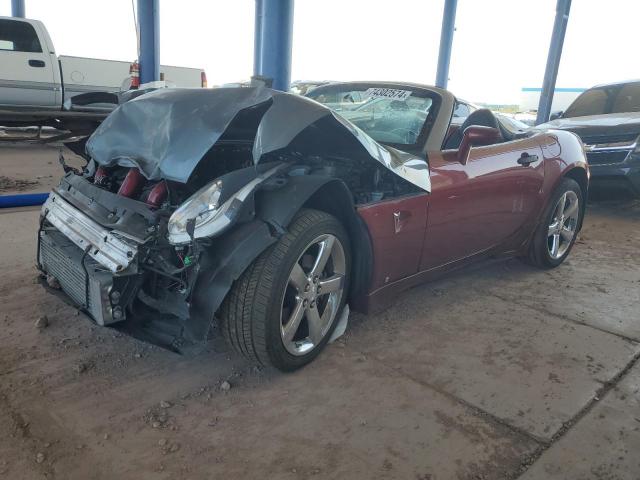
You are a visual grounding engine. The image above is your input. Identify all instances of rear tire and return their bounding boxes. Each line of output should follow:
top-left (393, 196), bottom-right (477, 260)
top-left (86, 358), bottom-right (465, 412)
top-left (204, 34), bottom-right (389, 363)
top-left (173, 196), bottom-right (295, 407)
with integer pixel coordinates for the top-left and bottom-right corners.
top-left (523, 177), bottom-right (583, 268)
top-left (219, 209), bottom-right (351, 371)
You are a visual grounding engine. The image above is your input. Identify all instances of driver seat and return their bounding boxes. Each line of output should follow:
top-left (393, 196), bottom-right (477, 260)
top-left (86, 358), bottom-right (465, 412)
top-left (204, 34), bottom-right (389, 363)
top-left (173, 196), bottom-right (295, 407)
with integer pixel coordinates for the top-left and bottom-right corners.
top-left (444, 108), bottom-right (503, 150)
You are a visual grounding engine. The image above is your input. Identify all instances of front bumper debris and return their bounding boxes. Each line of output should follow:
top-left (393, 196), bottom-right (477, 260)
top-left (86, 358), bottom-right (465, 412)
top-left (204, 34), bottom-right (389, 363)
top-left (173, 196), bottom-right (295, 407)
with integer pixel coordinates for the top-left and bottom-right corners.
top-left (42, 192), bottom-right (138, 273)
top-left (39, 229), bottom-right (124, 325)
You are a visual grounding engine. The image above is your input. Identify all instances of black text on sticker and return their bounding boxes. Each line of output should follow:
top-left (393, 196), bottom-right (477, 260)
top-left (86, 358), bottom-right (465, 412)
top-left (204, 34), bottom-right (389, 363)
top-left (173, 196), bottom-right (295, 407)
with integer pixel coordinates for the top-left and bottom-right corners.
top-left (365, 88), bottom-right (412, 100)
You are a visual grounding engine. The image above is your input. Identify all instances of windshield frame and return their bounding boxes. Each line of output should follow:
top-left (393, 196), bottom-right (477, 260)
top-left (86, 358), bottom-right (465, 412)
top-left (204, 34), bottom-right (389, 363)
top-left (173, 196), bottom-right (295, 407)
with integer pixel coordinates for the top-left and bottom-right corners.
top-left (305, 82), bottom-right (442, 156)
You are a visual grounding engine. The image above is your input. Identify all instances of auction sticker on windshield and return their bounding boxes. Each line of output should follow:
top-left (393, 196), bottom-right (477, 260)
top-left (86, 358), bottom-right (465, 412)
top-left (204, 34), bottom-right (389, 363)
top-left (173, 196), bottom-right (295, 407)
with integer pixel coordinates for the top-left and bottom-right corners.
top-left (365, 88), bottom-right (412, 100)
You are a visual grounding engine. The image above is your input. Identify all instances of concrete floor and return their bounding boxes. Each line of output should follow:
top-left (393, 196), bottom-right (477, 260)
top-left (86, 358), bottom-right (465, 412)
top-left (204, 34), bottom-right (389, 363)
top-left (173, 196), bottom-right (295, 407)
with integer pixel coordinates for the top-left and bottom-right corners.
top-left (1, 145), bottom-right (639, 479)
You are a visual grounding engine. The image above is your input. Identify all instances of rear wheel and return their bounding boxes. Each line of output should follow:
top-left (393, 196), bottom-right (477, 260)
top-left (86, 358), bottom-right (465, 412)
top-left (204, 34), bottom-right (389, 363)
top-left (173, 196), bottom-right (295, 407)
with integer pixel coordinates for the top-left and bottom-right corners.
top-left (219, 209), bottom-right (351, 371)
top-left (523, 177), bottom-right (583, 268)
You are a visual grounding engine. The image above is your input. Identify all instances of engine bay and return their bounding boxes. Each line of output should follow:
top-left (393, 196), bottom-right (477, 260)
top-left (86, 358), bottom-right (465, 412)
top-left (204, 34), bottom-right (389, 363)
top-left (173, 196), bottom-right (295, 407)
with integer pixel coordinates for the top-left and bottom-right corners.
top-left (81, 142), bottom-right (424, 211)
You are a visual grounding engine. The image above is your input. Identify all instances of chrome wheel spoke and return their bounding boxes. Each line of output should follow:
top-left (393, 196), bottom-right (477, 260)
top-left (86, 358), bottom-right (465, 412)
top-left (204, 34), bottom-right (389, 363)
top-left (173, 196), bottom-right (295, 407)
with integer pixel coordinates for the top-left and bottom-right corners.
top-left (288, 263), bottom-right (307, 292)
top-left (560, 225), bottom-right (574, 242)
top-left (306, 306), bottom-right (323, 345)
top-left (318, 274), bottom-right (344, 295)
top-left (282, 298), bottom-right (305, 343)
top-left (310, 236), bottom-right (335, 277)
top-left (280, 232), bottom-right (346, 356)
top-left (546, 190), bottom-right (579, 260)
top-left (557, 193), bottom-right (567, 216)
top-left (550, 234), bottom-right (560, 257)
top-left (564, 200), bottom-right (579, 218)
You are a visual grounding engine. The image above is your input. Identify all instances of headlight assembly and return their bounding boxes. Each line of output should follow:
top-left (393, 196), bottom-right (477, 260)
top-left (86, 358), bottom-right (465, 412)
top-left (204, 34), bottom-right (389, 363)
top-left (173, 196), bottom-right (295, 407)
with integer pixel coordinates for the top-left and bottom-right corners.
top-left (167, 180), bottom-right (232, 244)
top-left (167, 164), bottom-right (283, 245)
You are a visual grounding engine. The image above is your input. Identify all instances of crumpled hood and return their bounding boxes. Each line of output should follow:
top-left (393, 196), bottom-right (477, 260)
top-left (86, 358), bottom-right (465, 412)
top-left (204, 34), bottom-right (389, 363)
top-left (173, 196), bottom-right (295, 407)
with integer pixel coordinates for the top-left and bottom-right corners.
top-left (85, 87), bottom-right (430, 192)
top-left (536, 112), bottom-right (640, 139)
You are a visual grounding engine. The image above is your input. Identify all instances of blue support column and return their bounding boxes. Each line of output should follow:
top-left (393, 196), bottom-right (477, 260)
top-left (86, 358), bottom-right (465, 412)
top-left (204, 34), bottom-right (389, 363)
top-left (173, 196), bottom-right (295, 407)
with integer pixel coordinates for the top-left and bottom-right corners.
top-left (11, 0), bottom-right (25, 17)
top-left (435, 0), bottom-right (457, 89)
top-left (253, 0), bottom-right (264, 76)
top-left (258, 0), bottom-right (294, 91)
top-left (536, 0), bottom-right (572, 125)
top-left (137, 0), bottom-right (160, 84)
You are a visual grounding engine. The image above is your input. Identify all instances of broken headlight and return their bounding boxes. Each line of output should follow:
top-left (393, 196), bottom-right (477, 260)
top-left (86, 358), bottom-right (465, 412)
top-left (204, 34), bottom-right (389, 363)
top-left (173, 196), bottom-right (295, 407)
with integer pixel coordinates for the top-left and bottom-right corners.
top-left (167, 180), bottom-right (232, 244)
top-left (167, 164), bottom-right (283, 245)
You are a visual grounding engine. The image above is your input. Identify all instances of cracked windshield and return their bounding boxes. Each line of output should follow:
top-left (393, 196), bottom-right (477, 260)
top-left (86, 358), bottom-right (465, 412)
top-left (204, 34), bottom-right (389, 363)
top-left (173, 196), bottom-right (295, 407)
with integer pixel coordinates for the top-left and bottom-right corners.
top-left (308, 87), bottom-right (433, 146)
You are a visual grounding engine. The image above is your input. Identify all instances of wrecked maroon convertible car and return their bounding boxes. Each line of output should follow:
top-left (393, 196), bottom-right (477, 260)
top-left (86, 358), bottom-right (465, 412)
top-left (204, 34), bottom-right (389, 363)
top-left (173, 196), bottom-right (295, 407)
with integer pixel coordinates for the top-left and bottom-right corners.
top-left (38, 82), bottom-right (589, 371)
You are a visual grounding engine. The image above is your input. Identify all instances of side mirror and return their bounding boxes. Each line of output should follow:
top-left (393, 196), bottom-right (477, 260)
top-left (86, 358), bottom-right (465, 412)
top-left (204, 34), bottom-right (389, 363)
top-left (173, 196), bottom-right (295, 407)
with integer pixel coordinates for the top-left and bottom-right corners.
top-left (457, 126), bottom-right (502, 165)
top-left (550, 110), bottom-right (563, 121)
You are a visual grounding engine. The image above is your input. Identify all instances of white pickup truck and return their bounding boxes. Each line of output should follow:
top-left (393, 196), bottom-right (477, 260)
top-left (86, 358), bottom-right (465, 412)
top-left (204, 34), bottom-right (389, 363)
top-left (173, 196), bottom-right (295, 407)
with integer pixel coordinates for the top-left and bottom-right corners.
top-left (0, 16), bottom-right (206, 112)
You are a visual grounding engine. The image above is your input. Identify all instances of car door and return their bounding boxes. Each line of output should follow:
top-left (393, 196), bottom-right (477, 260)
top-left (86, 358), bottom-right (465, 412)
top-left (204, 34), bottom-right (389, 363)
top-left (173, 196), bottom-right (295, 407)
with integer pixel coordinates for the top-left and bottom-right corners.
top-left (357, 193), bottom-right (429, 291)
top-left (420, 138), bottom-right (545, 270)
top-left (0, 19), bottom-right (57, 108)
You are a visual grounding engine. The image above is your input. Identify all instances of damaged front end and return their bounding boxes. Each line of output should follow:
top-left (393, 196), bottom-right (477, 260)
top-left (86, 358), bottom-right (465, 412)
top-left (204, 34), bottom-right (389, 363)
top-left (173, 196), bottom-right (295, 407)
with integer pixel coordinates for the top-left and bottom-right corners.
top-left (38, 162), bottom-right (283, 341)
top-left (37, 86), bottom-right (430, 344)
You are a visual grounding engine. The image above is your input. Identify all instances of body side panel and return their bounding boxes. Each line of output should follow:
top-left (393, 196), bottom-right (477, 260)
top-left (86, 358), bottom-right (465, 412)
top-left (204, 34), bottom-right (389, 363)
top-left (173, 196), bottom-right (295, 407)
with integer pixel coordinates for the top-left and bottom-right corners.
top-left (356, 193), bottom-right (429, 291)
top-left (421, 136), bottom-right (545, 270)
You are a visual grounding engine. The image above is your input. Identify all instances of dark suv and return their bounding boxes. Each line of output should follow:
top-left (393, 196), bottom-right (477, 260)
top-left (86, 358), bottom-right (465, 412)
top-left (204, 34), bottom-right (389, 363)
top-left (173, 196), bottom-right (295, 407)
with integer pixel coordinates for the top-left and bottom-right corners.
top-left (537, 80), bottom-right (640, 195)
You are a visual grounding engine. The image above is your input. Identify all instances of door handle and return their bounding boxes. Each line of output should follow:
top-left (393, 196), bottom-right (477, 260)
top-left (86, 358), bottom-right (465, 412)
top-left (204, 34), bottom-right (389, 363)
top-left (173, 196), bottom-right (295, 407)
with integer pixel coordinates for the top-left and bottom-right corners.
top-left (517, 152), bottom-right (538, 166)
top-left (28, 59), bottom-right (45, 68)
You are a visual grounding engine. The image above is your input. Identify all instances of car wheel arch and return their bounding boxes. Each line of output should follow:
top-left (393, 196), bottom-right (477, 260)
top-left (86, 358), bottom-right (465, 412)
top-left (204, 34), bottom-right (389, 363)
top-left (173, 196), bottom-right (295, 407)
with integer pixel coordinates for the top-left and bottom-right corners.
top-left (300, 180), bottom-right (374, 303)
top-left (256, 175), bottom-right (374, 303)
top-left (186, 175), bottom-right (373, 341)
top-left (561, 167), bottom-right (589, 231)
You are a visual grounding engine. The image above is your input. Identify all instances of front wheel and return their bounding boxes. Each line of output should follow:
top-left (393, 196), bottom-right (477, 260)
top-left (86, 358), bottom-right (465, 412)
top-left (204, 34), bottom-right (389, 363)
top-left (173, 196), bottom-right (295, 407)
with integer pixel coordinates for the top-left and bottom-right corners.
top-left (219, 209), bottom-right (351, 371)
top-left (523, 177), bottom-right (583, 268)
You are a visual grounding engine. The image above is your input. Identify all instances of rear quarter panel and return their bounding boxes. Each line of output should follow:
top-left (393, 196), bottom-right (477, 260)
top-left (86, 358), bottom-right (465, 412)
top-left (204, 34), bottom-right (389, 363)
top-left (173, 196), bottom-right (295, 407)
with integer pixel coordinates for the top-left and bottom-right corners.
top-left (538, 129), bottom-right (589, 202)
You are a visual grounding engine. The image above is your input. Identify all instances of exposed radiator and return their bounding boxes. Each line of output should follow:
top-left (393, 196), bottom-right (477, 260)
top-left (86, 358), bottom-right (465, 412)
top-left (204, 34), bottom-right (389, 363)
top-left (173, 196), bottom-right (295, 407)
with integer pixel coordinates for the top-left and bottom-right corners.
top-left (39, 229), bottom-right (115, 325)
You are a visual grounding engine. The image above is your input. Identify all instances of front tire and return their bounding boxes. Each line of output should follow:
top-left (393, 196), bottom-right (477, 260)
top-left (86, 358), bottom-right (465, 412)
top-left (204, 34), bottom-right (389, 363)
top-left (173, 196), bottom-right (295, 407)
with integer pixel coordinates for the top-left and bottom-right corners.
top-left (219, 209), bottom-right (351, 371)
top-left (524, 177), bottom-right (583, 268)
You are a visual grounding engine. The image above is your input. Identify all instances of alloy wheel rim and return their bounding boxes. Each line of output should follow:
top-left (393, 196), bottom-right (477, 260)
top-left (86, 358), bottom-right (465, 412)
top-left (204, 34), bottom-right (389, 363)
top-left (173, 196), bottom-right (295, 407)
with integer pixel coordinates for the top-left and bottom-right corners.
top-left (547, 190), bottom-right (579, 260)
top-left (280, 234), bottom-right (346, 356)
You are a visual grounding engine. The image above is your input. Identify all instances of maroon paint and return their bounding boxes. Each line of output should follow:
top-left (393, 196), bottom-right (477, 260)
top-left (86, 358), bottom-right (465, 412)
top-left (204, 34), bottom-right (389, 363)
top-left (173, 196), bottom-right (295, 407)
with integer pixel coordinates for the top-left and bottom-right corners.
top-left (352, 131), bottom-right (582, 314)
top-left (421, 137), bottom-right (545, 269)
top-left (146, 181), bottom-right (168, 208)
top-left (456, 126), bottom-right (503, 164)
top-left (117, 168), bottom-right (145, 198)
top-left (356, 194), bottom-right (429, 291)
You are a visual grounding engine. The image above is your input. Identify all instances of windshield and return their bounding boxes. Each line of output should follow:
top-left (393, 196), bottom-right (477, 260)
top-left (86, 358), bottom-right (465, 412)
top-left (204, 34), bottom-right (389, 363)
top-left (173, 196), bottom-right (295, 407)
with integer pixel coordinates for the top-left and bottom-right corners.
top-left (306, 85), bottom-right (437, 149)
top-left (564, 82), bottom-right (640, 118)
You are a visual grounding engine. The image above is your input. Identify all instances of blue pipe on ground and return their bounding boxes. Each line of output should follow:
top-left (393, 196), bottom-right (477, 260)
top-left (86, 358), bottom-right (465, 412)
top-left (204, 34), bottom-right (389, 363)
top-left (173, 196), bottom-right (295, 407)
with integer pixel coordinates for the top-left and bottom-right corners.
top-left (0, 193), bottom-right (49, 208)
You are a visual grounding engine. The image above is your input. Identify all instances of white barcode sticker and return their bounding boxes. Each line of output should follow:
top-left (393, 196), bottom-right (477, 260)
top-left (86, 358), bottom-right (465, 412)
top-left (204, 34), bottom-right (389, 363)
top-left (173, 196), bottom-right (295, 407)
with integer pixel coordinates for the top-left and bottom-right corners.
top-left (365, 87), bottom-right (412, 100)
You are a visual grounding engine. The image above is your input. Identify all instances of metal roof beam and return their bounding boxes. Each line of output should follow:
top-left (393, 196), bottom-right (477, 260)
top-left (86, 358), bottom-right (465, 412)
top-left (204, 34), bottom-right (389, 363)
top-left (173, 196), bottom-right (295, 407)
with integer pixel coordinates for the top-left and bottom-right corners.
top-left (255, 0), bottom-right (294, 91)
top-left (137, 0), bottom-right (160, 84)
top-left (536, 0), bottom-right (572, 125)
top-left (11, 0), bottom-right (25, 18)
top-left (435, 0), bottom-right (457, 89)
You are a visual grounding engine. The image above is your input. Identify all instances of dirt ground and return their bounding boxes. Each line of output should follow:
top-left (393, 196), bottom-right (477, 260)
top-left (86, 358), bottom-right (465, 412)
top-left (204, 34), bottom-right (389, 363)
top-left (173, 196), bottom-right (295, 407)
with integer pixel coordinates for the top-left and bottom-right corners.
top-left (1, 144), bottom-right (639, 480)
